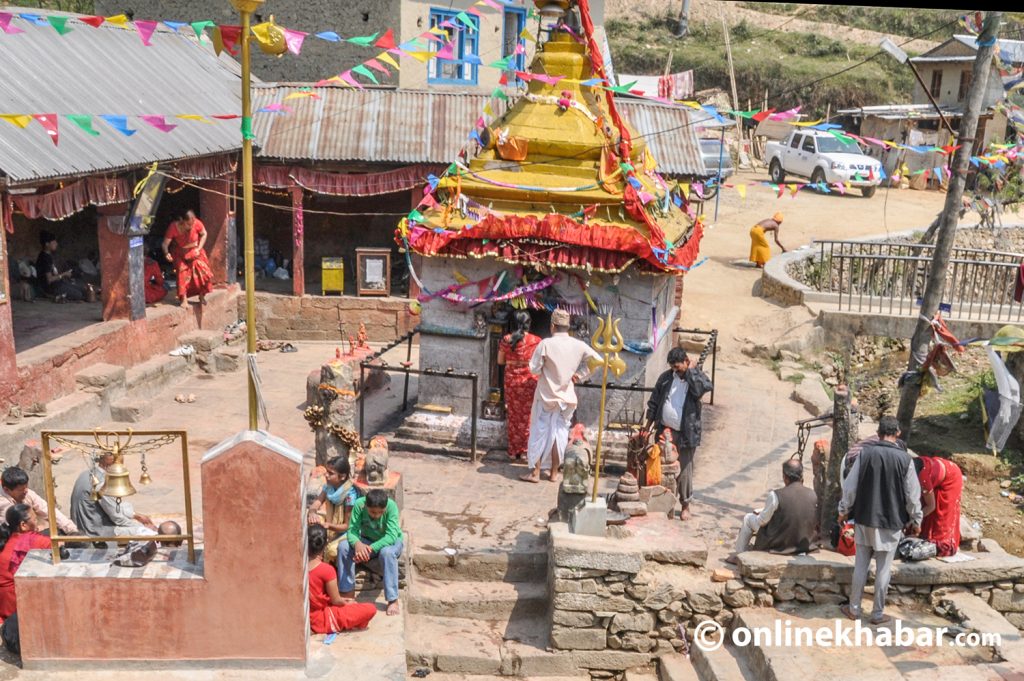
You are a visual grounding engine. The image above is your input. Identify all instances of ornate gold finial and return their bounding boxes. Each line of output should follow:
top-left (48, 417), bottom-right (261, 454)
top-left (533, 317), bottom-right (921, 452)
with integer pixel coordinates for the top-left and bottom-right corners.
top-left (252, 16), bottom-right (288, 56)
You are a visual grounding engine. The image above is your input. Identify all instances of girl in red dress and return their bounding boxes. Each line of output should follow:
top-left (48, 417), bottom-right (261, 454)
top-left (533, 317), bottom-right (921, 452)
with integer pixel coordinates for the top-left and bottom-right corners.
top-left (497, 311), bottom-right (542, 460)
top-left (307, 524), bottom-right (377, 634)
top-left (0, 504), bottom-right (50, 621)
top-left (161, 210), bottom-right (213, 306)
top-left (914, 456), bottom-right (964, 557)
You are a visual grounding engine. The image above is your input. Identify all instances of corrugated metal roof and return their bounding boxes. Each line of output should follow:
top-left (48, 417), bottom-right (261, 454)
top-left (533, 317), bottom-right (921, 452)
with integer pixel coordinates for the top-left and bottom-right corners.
top-left (953, 34), bottom-right (1024, 64)
top-left (0, 9), bottom-right (242, 187)
top-left (251, 86), bottom-right (707, 177)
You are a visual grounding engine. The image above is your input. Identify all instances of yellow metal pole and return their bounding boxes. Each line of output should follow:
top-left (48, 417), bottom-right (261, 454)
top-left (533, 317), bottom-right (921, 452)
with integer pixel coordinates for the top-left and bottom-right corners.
top-left (590, 361), bottom-right (610, 503)
top-left (237, 3), bottom-right (259, 431)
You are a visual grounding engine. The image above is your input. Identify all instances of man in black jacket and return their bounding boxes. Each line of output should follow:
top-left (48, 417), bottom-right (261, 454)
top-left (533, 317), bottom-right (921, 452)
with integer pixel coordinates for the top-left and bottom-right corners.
top-left (645, 347), bottom-right (713, 521)
top-left (837, 416), bottom-right (922, 625)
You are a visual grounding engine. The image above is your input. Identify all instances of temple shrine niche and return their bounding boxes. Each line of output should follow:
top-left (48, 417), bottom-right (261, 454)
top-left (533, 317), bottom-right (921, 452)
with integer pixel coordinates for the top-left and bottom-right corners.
top-left (396, 0), bottom-right (703, 449)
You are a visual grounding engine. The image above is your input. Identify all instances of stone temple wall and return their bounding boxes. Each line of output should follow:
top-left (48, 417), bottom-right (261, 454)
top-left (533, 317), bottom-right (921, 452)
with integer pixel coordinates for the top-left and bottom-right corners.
top-left (416, 255), bottom-right (678, 425)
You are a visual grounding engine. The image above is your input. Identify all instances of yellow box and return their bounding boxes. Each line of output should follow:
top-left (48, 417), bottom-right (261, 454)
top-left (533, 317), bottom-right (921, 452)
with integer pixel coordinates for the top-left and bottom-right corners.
top-left (321, 257), bottom-right (344, 295)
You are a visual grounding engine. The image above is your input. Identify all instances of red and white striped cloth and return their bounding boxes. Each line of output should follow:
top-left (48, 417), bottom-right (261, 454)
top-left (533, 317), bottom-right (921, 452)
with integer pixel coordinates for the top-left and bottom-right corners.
top-left (658, 70), bottom-right (694, 99)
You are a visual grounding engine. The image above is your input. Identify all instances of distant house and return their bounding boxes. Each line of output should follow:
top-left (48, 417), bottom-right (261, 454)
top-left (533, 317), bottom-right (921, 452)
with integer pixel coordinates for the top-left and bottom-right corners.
top-left (837, 34), bottom-right (1022, 180)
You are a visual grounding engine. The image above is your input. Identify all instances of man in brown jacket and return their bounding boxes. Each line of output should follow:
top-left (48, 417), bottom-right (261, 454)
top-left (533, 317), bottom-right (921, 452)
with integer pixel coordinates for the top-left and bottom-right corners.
top-left (729, 458), bottom-right (818, 561)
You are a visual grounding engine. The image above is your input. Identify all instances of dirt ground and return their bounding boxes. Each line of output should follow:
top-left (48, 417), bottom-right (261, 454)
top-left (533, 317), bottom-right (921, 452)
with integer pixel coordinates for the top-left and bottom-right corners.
top-left (605, 0), bottom-right (941, 53)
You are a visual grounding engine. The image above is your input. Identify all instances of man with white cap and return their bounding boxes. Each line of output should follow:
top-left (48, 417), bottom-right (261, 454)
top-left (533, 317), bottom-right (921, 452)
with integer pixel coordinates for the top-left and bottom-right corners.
top-left (521, 309), bottom-right (602, 484)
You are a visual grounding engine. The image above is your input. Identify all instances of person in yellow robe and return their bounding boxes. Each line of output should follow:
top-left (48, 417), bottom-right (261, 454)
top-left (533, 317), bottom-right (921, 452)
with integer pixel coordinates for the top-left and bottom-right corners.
top-left (749, 212), bottom-right (787, 267)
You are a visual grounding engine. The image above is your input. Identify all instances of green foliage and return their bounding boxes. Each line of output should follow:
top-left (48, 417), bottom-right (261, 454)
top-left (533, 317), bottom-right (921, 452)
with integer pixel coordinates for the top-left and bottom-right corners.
top-left (606, 16), bottom-right (915, 115)
top-left (5, 0), bottom-right (94, 10)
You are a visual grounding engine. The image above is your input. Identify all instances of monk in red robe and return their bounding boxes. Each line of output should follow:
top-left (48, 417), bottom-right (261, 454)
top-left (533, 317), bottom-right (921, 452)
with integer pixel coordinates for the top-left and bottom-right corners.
top-left (161, 210), bottom-right (213, 306)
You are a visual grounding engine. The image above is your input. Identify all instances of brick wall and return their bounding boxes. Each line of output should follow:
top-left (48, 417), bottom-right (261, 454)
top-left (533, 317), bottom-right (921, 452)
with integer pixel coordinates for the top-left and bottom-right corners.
top-left (248, 291), bottom-right (416, 342)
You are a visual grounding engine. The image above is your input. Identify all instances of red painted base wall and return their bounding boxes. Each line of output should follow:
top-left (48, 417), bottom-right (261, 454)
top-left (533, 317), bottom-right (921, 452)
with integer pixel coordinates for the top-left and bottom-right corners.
top-left (16, 433), bottom-right (307, 665)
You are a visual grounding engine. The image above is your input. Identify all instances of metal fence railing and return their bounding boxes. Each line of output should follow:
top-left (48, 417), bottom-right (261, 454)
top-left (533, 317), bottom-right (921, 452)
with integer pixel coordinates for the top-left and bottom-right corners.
top-left (803, 240), bottom-right (1024, 323)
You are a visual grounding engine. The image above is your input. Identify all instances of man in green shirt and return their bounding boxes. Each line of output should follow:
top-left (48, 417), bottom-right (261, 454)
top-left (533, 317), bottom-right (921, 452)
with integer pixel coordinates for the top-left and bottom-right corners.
top-left (338, 488), bottom-right (403, 615)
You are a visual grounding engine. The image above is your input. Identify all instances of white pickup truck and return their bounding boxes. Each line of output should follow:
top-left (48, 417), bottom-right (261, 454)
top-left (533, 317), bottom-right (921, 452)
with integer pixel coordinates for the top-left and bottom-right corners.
top-left (765, 130), bottom-right (883, 198)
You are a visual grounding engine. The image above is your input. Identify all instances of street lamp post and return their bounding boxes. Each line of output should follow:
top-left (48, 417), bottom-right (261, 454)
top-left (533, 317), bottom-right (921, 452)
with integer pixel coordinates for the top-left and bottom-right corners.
top-left (229, 0), bottom-right (263, 431)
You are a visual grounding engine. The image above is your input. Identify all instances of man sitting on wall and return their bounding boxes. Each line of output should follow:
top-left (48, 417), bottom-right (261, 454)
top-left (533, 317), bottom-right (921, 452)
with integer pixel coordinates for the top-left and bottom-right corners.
top-left (337, 489), bottom-right (403, 617)
top-left (69, 452), bottom-right (157, 544)
top-left (727, 458), bottom-right (819, 563)
top-left (0, 467), bottom-right (78, 536)
top-left (35, 231), bottom-right (84, 302)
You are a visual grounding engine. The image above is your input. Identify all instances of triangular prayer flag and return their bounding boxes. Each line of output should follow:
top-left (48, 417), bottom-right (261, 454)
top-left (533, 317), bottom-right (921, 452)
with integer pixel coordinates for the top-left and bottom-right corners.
top-left (365, 58), bottom-right (390, 75)
top-left (19, 13), bottom-right (47, 26)
top-left (476, 116), bottom-right (485, 128)
top-left (135, 19), bottom-right (158, 46)
top-left (32, 114), bottom-right (59, 146)
top-left (465, 53), bottom-right (482, 66)
top-left (211, 114), bottom-right (241, 120)
top-left (580, 78), bottom-right (604, 87)
top-left (0, 114), bottom-right (32, 129)
top-left (214, 25), bottom-right (242, 55)
top-left (489, 56), bottom-right (511, 70)
top-left (408, 209), bottom-right (425, 223)
top-left (374, 28), bottom-right (396, 50)
top-left (455, 11), bottom-right (476, 30)
top-left (498, 72), bottom-right (508, 85)
top-left (67, 114), bottom-right (100, 136)
top-left (105, 14), bottom-right (130, 26)
top-left (776, 184), bottom-right (785, 199)
top-left (284, 89), bottom-right (321, 101)
top-left (46, 16), bottom-right (72, 35)
top-left (736, 184), bottom-right (747, 199)
top-left (315, 31), bottom-right (341, 42)
top-left (283, 28), bottom-right (307, 55)
top-left (479, 0), bottom-right (502, 7)
top-left (377, 51), bottom-right (400, 70)
top-left (140, 115), bottom-right (177, 132)
top-left (469, 129), bottom-right (483, 145)
top-left (176, 114), bottom-right (212, 123)
top-left (190, 21), bottom-right (213, 40)
top-left (514, 43), bottom-right (526, 56)
top-left (80, 15), bottom-right (105, 28)
top-left (352, 64), bottom-right (379, 84)
top-left (347, 32), bottom-right (379, 47)
top-left (338, 71), bottom-right (363, 89)
top-left (752, 109), bottom-right (775, 122)
top-left (520, 28), bottom-right (537, 43)
top-left (257, 103), bottom-right (292, 114)
top-left (435, 42), bottom-right (456, 60)
top-left (407, 50), bottom-right (437, 63)
top-left (0, 13), bottom-right (23, 34)
top-left (163, 20), bottom-right (187, 32)
top-left (483, 103), bottom-right (494, 116)
top-left (99, 114), bottom-right (136, 136)
top-left (493, 88), bottom-right (508, 101)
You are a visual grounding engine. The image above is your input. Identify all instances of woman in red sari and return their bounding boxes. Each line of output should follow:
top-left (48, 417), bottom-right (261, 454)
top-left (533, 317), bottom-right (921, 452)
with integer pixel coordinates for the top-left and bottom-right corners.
top-left (0, 504), bottom-right (50, 621)
top-left (913, 456), bottom-right (963, 557)
top-left (307, 525), bottom-right (376, 634)
top-left (161, 210), bottom-right (213, 306)
top-left (497, 311), bottom-right (542, 460)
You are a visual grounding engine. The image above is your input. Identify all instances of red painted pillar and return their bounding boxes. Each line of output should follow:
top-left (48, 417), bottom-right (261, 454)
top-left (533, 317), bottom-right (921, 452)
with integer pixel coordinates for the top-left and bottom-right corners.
top-left (0, 224), bottom-right (17, 409)
top-left (97, 204), bottom-right (132, 321)
top-left (291, 186), bottom-right (305, 297)
top-left (199, 178), bottom-right (231, 287)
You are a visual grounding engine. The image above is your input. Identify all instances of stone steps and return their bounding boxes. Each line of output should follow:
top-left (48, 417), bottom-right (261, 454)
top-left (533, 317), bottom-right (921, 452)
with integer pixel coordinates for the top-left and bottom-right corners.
top-left (408, 576), bottom-right (548, 620)
top-left (421, 675), bottom-right (590, 681)
top-left (406, 613), bottom-right (576, 677)
top-left (689, 645), bottom-right (757, 681)
top-left (412, 546), bottom-right (549, 583)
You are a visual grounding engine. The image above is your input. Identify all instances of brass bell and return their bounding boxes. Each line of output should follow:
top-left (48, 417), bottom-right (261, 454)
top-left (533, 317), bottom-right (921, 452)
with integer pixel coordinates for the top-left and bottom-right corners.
top-left (139, 471), bottom-right (152, 486)
top-left (99, 460), bottom-right (137, 499)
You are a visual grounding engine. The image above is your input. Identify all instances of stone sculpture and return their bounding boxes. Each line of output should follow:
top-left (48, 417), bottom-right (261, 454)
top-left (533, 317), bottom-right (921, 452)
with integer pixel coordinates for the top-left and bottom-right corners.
top-left (357, 323), bottom-right (369, 349)
top-left (304, 360), bottom-right (360, 467)
top-left (364, 436), bottom-right (389, 486)
top-left (612, 472), bottom-right (647, 517)
top-left (556, 425), bottom-right (591, 521)
top-left (659, 428), bottom-right (681, 502)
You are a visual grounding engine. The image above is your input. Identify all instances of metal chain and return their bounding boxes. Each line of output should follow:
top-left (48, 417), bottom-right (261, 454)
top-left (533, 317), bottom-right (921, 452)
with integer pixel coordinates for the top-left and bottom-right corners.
top-left (47, 432), bottom-right (179, 460)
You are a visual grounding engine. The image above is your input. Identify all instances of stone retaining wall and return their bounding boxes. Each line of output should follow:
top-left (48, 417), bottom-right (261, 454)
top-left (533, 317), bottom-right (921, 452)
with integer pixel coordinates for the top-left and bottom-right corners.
top-left (248, 292), bottom-right (416, 343)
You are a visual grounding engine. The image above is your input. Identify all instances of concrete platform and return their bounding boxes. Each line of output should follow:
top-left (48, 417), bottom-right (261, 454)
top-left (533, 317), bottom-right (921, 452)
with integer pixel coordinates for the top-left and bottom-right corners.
top-left (736, 547), bottom-right (1024, 586)
top-left (407, 576), bottom-right (547, 620)
top-left (688, 645), bottom-right (756, 681)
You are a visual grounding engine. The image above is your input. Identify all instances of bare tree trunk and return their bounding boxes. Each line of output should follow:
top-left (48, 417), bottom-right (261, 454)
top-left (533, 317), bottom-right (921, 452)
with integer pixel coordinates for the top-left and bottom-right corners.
top-left (896, 12), bottom-right (1002, 441)
top-left (818, 386), bottom-right (859, 540)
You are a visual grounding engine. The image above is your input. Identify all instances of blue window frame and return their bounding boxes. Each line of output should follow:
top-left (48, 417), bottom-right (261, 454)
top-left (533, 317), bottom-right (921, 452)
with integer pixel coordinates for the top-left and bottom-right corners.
top-left (502, 7), bottom-right (527, 75)
top-left (428, 8), bottom-right (480, 86)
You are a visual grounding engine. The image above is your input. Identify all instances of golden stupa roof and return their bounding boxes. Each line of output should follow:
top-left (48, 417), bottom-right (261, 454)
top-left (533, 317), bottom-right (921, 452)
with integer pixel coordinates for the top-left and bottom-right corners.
top-left (399, 2), bottom-right (702, 275)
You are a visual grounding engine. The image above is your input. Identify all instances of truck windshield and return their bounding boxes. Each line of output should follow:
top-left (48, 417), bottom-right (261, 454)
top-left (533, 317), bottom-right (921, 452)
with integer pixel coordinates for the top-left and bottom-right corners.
top-left (816, 137), bottom-right (863, 155)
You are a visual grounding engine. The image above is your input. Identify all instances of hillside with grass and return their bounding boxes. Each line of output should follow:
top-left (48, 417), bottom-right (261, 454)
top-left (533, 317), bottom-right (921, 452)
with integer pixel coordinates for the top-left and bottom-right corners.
top-left (605, 2), bottom-right (1019, 117)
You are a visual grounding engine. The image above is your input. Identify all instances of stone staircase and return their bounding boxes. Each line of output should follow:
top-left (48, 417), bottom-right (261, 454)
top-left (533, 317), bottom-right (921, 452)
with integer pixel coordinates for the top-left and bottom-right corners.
top-left (404, 539), bottom-right (589, 680)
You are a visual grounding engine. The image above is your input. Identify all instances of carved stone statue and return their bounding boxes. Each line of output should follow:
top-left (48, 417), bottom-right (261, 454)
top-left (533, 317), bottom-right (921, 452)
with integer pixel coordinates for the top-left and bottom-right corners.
top-left (659, 427), bottom-right (681, 501)
top-left (357, 323), bottom-right (369, 349)
top-left (556, 424), bottom-right (591, 521)
top-left (347, 334), bottom-right (356, 356)
top-left (561, 425), bottom-right (592, 494)
top-left (364, 436), bottom-right (389, 486)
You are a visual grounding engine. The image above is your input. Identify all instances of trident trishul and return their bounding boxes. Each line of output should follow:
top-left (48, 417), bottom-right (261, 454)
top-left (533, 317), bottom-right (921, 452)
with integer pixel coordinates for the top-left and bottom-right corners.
top-left (587, 310), bottom-right (627, 502)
